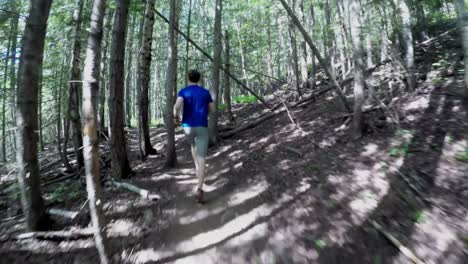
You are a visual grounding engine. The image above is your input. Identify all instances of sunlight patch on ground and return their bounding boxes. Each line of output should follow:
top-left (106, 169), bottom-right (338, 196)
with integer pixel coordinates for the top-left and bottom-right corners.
top-left (108, 218), bottom-right (143, 237)
top-left (409, 211), bottom-right (459, 264)
top-left (179, 179), bottom-right (268, 225)
top-left (404, 97), bottom-right (429, 111)
top-left (104, 198), bottom-right (150, 214)
top-left (129, 180), bottom-right (313, 263)
top-left (361, 143), bottom-right (379, 157)
top-left (319, 136), bottom-right (336, 148)
top-left (210, 146), bottom-right (233, 158)
top-left (248, 135), bottom-right (272, 148)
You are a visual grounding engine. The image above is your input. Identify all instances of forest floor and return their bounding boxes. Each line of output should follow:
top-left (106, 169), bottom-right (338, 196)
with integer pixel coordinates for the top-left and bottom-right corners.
top-left (1, 31), bottom-right (468, 264)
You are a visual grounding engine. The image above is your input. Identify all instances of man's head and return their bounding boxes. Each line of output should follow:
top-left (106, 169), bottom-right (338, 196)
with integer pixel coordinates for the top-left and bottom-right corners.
top-left (188, 70), bottom-right (201, 83)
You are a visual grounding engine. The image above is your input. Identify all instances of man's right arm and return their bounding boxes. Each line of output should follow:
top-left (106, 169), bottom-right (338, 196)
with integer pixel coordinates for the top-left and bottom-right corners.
top-left (208, 102), bottom-right (215, 114)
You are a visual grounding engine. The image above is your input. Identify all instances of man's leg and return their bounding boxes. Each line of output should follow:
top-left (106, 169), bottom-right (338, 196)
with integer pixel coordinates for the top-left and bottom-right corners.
top-left (194, 127), bottom-right (209, 202)
top-left (195, 156), bottom-right (206, 190)
top-left (191, 144), bottom-right (199, 172)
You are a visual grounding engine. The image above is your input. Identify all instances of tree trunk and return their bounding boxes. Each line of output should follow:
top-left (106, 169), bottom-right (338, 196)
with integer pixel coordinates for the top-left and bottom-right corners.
top-left (399, 0), bottom-right (415, 91)
top-left (9, 12), bottom-right (19, 153)
top-left (2, 21), bottom-right (12, 162)
top-left (184, 0), bottom-right (193, 88)
top-left (57, 55), bottom-right (73, 171)
top-left (287, 0), bottom-right (301, 97)
top-left (279, 0), bottom-right (352, 112)
top-left (350, 0), bottom-right (365, 139)
top-left (109, 0), bottom-right (133, 179)
top-left (208, 0), bottom-right (223, 145)
top-left (68, 0), bottom-right (85, 169)
top-left (39, 75), bottom-right (43, 151)
top-left (164, 0), bottom-right (179, 168)
top-left (224, 30), bottom-right (233, 122)
top-left (455, 0), bottom-right (468, 95)
top-left (236, 22), bottom-right (249, 93)
top-left (99, 10), bottom-right (113, 135)
top-left (299, 0), bottom-right (308, 88)
top-left (82, 0), bottom-right (110, 262)
top-left (15, 0), bottom-right (52, 231)
top-left (138, 0), bottom-right (157, 159)
top-left (125, 15), bottom-right (136, 128)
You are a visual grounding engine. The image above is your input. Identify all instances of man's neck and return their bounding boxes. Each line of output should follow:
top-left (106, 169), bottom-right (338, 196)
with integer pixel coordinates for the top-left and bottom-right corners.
top-left (188, 82), bottom-right (198, 86)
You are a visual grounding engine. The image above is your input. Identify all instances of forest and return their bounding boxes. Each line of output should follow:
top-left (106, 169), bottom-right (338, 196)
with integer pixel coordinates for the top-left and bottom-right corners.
top-left (0, 0), bottom-right (467, 263)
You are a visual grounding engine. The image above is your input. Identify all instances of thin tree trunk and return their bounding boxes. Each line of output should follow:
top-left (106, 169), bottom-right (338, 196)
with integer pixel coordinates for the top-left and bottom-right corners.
top-left (399, 0), bottom-right (415, 91)
top-left (82, 0), bottom-right (110, 262)
top-left (299, 0), bottom-right (308, 87)
top-left (1, 82), bottom-right (5, 162)
top-left (350, 0), bottom-right (365, 138)
top-left (125, 15), bottom-right (136, 128)
top-left (57, 55), bottom-right (72, 171)
top-left (68, 0), bottom-right (85, 169)
top-left (164, 0), bottom-right (179, 167)
top-left (109, 0), bottom-right (133, 179)
top-left (279, 0), bottom-right (352, 112)
top-left (2, 21), bottom-right (12, 162)
top-left (138, 0), bottom-right (157, 159)
top-left (9, 12), bottom-right (19, 153)
top-left (236, 22), bottom-right (249, 93)
top-left (39, 74), bottom-right (44, 151)
top-left (224, 30), bottom-right (233, 122)
top-left (184, 0), bottom-right (193, 88)
top-left (99, 10), bottom-right (113, 134)
top-left (455, 0), bottom-right (468, 96)
top-left (288, 20), bottom-right (301, 96)
top-left (208, 0), bottom-right (223, 145)
top-left (15, 0), bottom-right (52, 231)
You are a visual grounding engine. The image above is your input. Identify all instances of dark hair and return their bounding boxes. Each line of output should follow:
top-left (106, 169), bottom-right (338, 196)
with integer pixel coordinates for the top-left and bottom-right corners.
top-left (188, 70), bottom-right (201, 83)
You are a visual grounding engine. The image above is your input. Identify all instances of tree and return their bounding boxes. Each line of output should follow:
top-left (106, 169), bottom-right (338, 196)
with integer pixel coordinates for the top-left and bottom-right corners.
top-left (350, 0), bottom-right (365, 139)
top-left (224, 30), bottom-right (233, 122)
top-left (208, 0), bottom-right (223, 145)
top-left (399, 0), bottom-right (415, 91)
top-left (15, 0), bottom-right (52, 231)
top-left (68, 0), bottom-right (85, 169)
top-left (81, 0), bottom-right (110, 261)
top-left (455, 0), bottom-right (468, 95)
top-left (137, 0), bottom-right (157, 159)
top-left (164, 0), bottom-right (179, 167)
top-left (109, 0), bottom-right (133, 179)
top-left (278, 0), bottom-right (352, 112)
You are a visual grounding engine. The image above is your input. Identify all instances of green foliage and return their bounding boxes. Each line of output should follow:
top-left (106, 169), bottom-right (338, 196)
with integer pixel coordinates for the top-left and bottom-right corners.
top-left (455, 148), bottom-right (468, 162)
top-left (462, 236), bottom-right (468, 245)
top-left (413, 210), bottom-right (426, 223)
top-left (390, 143), bottom-right (409, 157)
top-left (304, 164), bottom-right (320, 172)
top-left (50, 183), bottom-right (82, 203)
top-left (233, 95), bottom-right (257, 104)
top-left (314, 239), bottom-right (327, 249)
top-left (150, 119), bottom-right (164, 128)
top-left (374, 255), bottom-right (382, 264)
top-left (218, 103), bottom-right (227, 112)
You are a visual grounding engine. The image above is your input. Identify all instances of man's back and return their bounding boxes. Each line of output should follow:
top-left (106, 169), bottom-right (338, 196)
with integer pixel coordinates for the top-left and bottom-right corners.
top-left (178, 85), bottom-right (213, 127)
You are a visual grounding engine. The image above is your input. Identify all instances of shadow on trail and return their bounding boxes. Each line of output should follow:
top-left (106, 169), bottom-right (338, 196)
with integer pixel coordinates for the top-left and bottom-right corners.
top-left (317, 91), bottom-right (463, 263)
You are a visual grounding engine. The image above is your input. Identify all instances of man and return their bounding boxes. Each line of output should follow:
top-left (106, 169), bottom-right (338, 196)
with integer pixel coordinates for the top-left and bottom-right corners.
top-left (174, 70), bottom-right (215, 203)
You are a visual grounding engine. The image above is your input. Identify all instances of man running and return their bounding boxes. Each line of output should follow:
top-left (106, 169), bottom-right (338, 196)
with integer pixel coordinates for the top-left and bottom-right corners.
top-left (173, 70), bottom-right (215, 203)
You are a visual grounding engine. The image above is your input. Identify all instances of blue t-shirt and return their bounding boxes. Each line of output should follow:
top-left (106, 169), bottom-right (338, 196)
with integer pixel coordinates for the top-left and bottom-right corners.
top-left (177, 85), bottom-right (213, 127)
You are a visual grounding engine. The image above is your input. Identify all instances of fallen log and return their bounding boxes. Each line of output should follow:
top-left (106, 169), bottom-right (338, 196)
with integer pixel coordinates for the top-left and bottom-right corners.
top-left (47, 208), bottom-right (79, 220)
top-left (15, 229), bottom-right (94, 241)
top-left (111, 180), bottom-right (160, 201)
